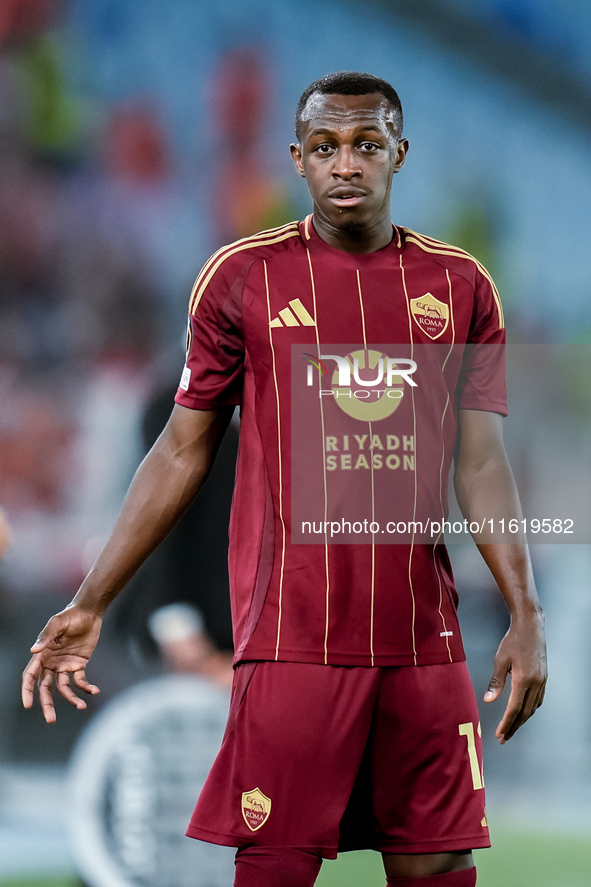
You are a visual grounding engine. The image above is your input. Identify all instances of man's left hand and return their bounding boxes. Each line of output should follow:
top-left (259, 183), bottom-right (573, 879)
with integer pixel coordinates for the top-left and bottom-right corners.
top-left (484, 610), bottom-right (547, 743)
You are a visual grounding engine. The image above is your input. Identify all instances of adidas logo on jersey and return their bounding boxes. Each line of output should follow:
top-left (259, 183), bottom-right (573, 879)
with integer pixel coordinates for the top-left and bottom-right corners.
top-left (269, 298), bottom-right (315, 328)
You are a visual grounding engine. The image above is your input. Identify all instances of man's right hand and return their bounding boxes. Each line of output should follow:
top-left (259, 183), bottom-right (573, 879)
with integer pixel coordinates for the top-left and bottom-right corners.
top-left (21, 405), bottom-right (234, 725)
top-left (21, 606), bottom-right (102, 724)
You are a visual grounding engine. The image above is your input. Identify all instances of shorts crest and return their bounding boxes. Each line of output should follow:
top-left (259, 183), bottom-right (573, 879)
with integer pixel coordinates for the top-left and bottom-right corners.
top-left (241, 787), bottom-right (272, 831)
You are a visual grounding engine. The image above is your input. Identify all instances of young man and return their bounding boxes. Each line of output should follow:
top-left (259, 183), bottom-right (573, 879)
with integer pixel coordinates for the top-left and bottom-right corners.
top-left (22, 72), bottom-right (546, 887)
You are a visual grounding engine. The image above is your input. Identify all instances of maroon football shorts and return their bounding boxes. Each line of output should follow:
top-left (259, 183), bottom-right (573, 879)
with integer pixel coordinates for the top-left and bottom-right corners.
top-left (186, 660), bottom-right (490, 858)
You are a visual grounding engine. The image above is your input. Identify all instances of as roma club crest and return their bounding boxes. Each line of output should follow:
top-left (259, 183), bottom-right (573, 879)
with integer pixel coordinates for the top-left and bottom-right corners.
top-left (241, 788), bottom-right (272, 832)
top-left (410, 293), bottom-right (449, 340)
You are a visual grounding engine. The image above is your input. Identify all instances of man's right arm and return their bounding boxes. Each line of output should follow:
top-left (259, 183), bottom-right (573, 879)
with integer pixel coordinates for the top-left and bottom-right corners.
top-left (22, 403), bottom-right (235, 723)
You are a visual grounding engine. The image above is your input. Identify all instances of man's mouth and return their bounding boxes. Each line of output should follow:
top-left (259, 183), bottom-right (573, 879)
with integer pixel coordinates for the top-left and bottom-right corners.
top-left (328, 188), bottom-right (366, 207)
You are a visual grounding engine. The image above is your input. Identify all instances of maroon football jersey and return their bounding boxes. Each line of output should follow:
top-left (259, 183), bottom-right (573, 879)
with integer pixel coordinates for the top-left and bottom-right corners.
top-left (175, 217), bottom-right (506, 667)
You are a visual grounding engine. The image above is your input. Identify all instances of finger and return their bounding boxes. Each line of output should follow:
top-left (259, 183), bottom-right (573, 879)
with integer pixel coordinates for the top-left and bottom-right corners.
top-left (501, 686), bottom-right (538, 742)
top-left (522, 683), bottom-right (546, 724)
top-left (57, 671), bottom-right (87, 710)
top-left (495, 681), bottom-right (527, 742)
top-left (523, 686), bottom-right (542, 721)
top-left (38, 669), bottom-right (57, 725)
top-left (72, 670), bottom-right (100, 695)
top-left (21, 656), bottom-right (43, 709)
top-left (484, 663), bottom-right (509, 703)
top-left (30, 626), bottom-right (55, 653)
top-left (500, 675), bottom-right (548, 743)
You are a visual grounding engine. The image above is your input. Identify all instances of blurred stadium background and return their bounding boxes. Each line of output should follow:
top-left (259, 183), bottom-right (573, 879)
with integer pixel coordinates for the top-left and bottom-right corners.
top-left (1, 0), bottom-right (590, 885)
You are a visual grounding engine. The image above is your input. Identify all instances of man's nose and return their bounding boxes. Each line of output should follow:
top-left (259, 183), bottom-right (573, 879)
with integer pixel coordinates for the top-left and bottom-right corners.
top-left (332, 146), bottom-right (360, 178)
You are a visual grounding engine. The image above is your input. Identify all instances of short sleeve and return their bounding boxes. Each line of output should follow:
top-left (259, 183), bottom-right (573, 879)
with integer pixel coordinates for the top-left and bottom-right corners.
top-left (174, 257), bottom-right (246, 410)
top-left (456, 268), bottom-right (508, 416)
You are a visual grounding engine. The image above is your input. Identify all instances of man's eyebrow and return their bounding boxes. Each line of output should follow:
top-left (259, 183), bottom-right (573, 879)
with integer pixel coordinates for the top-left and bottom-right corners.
top-left (307, 124), bottom-right (386, 138)
top-left (307, 127), bottom-right (335, 137)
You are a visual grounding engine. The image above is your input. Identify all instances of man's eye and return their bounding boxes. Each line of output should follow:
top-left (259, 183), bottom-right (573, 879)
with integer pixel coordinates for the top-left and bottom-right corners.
top-left (359, 142), bottom-right (379, 151)
top-left (314, 144), bottom-right (334, 154)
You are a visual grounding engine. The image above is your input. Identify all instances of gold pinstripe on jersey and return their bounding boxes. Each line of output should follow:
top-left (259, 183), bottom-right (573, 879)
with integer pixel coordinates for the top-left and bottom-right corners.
top-left (305, 248), bottom-right (331, 665)
top-left (189, 220), bottom-right (298, 306)
top-left (263, 260), bottom-right (288, 660)
top-left (355, 269), bottom-right (376, 666)
top-left (399, 252), bottom-right (418, 665)
top-left (433, 268), bottom-right (457, 663)
top-left (306, 246), bottom-right (330, 665)
top-left (188, 222), bottom-right (301, 314)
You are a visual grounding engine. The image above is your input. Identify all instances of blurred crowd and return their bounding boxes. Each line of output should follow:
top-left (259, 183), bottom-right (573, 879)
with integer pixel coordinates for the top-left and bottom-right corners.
top-left (0, 0), bottom-right (170, 601)
top-left (0, 0), bottom-right (298, 603)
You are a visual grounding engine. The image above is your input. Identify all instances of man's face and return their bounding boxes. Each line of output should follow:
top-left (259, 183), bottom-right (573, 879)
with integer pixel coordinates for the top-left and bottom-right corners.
top-left (291, 92), bottom-right (408, 235)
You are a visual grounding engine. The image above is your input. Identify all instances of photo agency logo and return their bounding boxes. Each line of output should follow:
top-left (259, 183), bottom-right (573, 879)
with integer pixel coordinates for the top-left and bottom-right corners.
top-left (303, 349), bottom-right (417, 421)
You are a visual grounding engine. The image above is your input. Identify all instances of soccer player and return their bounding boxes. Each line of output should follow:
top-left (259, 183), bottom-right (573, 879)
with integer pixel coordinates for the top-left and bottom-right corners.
top-left (22, 72), bottom-right (547, 887)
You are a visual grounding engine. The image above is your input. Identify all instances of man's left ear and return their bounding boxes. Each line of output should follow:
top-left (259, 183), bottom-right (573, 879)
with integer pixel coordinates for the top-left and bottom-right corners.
top-left (290, 143), bottom-right (306, 178)
top-left (393, 138), bottom-right (409, 174)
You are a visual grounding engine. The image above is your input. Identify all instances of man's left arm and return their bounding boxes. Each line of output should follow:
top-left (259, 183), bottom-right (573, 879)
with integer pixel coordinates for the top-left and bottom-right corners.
top-left (453, 408), bottom-right (547, 744)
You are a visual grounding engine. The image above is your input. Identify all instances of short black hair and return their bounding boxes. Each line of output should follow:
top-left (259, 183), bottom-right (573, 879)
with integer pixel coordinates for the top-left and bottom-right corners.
top-left (295, 71), bottom-right (403, 141)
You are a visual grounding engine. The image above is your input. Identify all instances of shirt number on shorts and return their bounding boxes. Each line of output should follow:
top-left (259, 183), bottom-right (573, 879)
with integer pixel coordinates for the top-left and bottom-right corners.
top-left (459, 721), bottom-right (484, 790)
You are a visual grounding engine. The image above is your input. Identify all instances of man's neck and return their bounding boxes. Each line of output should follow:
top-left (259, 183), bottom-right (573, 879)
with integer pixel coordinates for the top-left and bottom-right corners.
top-left (312, 212), bottom-right (394, 254)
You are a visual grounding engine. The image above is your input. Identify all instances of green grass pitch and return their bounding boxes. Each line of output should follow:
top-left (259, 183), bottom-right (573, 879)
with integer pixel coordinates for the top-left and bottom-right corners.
top-left (316, 831), bottom-right (591, 887)
top-left (2, 830), bottom-right (590, 887)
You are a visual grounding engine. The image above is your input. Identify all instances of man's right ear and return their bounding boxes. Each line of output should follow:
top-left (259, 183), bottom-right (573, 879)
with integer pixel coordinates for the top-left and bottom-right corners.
top-left (290, 143), bottom-right (306, 178)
